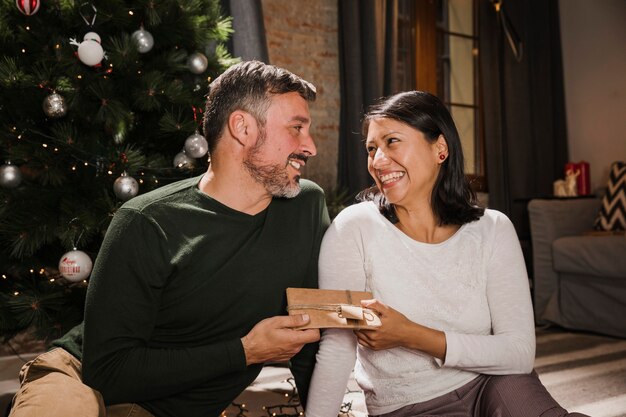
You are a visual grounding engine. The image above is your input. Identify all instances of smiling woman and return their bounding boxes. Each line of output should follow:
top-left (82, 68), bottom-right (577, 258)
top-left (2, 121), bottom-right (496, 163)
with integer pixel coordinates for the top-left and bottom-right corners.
top-left (305, 91), bottom-right (588, 417)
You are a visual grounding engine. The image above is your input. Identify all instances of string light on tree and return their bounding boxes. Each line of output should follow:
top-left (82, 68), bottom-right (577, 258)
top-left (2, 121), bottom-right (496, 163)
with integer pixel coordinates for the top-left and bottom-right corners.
top-left (0, 0), bottom-right (235, 342)
top-left (113, 171), bottom-right (139, 201)
top-left (187, 52), bottom-right (208, 74)
top-left (42, 92), bottom-right (67, 118)
top-left (58, 248), bottom-right (93, 282)
top-left (0, 161), bottom-right (22, 188)
top-left (15, 0), bottom-right (40, 16)
top-left (131, 27), bottom-right (154, 53)
top-left (184, 132), bottom-right (209, 158)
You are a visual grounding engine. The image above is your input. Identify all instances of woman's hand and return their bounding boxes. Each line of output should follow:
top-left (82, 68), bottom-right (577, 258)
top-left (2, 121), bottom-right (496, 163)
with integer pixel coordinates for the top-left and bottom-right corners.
top-left (354, 299), bottom-right (447, 360)
top-left (354, 299), bottom-right (414, 350)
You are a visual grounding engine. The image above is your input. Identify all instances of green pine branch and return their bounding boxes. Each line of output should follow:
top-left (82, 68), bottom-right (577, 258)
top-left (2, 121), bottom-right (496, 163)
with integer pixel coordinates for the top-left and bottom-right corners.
top-left (0, 0), bottom-right (234, 341)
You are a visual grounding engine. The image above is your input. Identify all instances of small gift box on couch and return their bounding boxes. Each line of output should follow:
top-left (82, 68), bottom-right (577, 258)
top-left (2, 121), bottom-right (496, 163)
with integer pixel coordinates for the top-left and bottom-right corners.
top-left (286, 288), bottom-right (381, 330)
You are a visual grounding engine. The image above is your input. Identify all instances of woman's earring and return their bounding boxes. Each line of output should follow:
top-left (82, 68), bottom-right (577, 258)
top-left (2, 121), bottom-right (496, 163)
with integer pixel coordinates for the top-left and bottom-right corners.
top-left (439, 154), bottom-right (446, 161)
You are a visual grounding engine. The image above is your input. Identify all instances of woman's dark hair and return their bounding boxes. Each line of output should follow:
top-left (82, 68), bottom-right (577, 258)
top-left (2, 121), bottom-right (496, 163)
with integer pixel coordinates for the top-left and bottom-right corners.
top-left (357, 90), bottom-right (484, 225)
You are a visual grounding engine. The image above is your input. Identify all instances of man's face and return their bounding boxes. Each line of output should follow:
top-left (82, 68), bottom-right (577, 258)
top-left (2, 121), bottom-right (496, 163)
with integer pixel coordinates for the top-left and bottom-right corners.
top-left (244, 92), bottom-right (316, 198)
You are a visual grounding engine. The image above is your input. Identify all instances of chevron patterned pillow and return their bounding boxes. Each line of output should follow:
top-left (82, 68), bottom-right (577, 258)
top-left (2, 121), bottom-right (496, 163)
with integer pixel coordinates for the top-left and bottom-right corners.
top-left (594, 161), bottom-right (626, 231)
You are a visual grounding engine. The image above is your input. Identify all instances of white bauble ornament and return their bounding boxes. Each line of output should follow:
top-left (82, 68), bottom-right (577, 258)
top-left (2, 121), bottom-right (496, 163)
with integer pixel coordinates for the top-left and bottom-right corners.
top-left (187, 52), bottom-right (208, 74)
top-left (16, 0), bottom-right (40, 16)
top-left (59, 249), bottom-right (93, 282)
top-left (42, 93), bottom-right (67, 118)
top-left (131, 28), bottom-right (154, 53)
top-left (77, 32), bottom-right (104, 66)
top-left (0, 162), bottom-right (22, 188)
top-left (183, 132), bottom-right (208, 158)
top-left (113, 172), bottom-right (139, 201)
top-left (173, 151), bottom-right (194, 169)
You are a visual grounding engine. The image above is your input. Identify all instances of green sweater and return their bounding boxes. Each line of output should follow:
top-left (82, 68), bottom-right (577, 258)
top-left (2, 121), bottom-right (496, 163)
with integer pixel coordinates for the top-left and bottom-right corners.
top-left (53, 176), bottom-right (329, 417)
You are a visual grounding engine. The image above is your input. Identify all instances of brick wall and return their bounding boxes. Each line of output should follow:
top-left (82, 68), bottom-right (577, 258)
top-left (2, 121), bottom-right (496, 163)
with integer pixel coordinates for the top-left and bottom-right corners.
top-left (262, 0), bottom-right (340, 192)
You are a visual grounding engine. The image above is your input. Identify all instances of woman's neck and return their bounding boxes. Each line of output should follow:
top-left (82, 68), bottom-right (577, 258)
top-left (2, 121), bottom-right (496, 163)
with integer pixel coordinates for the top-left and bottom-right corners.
top-left (394, 206), bottom-right (459, 244)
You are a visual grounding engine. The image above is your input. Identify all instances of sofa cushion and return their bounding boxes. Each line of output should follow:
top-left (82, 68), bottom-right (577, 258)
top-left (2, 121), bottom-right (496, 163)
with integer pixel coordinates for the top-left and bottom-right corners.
top-left (552, 235), bottom-right (626, 279)
top-left (594, 161), bottom-right (626, 231)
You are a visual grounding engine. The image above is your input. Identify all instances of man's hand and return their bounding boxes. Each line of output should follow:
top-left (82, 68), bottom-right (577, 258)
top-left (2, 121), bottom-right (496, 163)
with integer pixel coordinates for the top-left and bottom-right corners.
top-left (241, 314), bottom-right (320, 365)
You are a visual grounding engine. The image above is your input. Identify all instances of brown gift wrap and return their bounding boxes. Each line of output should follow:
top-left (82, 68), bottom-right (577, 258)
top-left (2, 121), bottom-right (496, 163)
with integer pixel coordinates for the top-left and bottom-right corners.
top-left (286, 287), bottom-right (382, 329)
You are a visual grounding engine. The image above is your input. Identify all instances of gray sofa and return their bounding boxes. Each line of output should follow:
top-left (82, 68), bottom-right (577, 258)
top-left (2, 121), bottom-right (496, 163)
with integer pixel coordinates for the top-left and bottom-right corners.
top-left (528, 198), bottom-right (626, 338)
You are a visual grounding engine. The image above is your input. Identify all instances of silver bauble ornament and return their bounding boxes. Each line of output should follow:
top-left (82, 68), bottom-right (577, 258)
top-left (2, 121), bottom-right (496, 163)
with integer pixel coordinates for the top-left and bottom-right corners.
top-left (42, 93), bottom-right (67, 118)
top-left (0, 162), bottom-right (22, 188)
top-left (77, 32), bottom-right (105, 66)
top-left (187, 52), bottom-right (208, 74)
top-left (173, 151), bottom-right (194, 169)
top-left (113, 172), bottom-right (139, 201)
top-left (183, 132), bottom-right (209, 158)
top-left (59, 249), bottom-right (93, 282)
top-left (131, 28), bottom-right (154, 53)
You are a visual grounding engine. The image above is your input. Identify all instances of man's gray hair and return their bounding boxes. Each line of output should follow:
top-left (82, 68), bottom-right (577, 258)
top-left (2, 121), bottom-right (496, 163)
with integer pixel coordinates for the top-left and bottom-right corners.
top-left (203, 60), bottom-right (316, 155)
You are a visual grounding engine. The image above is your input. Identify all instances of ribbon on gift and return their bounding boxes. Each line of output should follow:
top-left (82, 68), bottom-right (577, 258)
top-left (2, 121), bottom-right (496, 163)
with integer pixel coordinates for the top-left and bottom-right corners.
top-left (286, 303), bottom-right (378, 322)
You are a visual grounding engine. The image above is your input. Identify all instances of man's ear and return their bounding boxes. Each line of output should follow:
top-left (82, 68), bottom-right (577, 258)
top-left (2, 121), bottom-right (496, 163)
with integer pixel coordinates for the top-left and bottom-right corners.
top-left (227, 110), bottom-right (257, 147)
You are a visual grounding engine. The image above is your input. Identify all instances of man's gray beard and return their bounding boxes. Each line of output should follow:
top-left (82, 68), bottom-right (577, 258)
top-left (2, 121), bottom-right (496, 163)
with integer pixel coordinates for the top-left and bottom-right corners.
top-left (243, 129), bottom-right (301, 198)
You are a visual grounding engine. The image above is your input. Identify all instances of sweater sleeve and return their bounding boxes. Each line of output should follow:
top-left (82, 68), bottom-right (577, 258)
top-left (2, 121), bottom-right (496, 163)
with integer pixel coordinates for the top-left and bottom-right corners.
top-left (290, 192), bottom-right (331, 408)
top-left (442, 213), bottom-right (535, 374)
top-left (82, 208), bottom-right (247, 404)
top-left (306, 213), bottom-right (363, 417)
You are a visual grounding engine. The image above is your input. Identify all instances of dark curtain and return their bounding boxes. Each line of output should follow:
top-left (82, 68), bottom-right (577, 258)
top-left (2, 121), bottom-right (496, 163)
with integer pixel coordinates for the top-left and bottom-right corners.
top-left (337, 0), bottom-right (399, 197)
top-left (479, 0), bottom-right (568, 268)
top-left (220, 0), bottom-right (269, 62)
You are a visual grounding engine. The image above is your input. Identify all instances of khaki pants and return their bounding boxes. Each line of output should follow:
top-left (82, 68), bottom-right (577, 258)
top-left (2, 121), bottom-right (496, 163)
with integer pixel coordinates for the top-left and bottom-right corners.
top-left (9, 348), bottom-right (154, 417)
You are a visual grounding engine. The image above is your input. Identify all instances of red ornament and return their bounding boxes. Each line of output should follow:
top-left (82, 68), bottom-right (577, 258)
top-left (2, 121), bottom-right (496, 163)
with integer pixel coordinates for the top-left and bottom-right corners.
top-left (16, 0), bottom-right (40, 16)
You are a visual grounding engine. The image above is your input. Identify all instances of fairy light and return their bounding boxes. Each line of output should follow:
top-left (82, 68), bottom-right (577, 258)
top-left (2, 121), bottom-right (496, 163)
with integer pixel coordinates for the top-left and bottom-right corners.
top-left (42, 143), bottom-right (48, 148)
top-left (2, 274), bottom-right (6, 279)
top-left (39, 268), bottom-right (45, 274)
top-left (54, 147), bottom-right (59, 152)
top-left (107, 170), bottom-right (113, 175)
top-left (77, 75), bottom-right (82, 79)
top-left (13, 291), bottom-right (19, 296)
top-left (21, 48), bottom-right (26, 53)
top-left (55, 44), bottom-right (60, 49)
top-left (84, 162), bottom-right (88, 166)
top-left (49, 278), bottom-right (55, 282)
top-left (29, 269), bottom-right (34, 273)
top-left (128, 10), bottom-right (134, 15)
top-left (26, 26), bottom-right (30, 30)
top-left (72, 166), bottom-right (77, 171)
top-left (139, 179), bottom-right (144, 184)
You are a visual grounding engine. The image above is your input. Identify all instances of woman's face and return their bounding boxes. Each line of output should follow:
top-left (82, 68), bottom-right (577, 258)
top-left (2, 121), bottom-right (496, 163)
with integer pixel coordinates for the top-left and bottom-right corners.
top-left (365, 117), bottom-right (447, 208)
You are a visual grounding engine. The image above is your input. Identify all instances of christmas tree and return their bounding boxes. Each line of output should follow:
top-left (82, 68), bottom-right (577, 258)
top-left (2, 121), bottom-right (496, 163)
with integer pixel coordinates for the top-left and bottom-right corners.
top-left (0, 0), bottom-right (237, 343)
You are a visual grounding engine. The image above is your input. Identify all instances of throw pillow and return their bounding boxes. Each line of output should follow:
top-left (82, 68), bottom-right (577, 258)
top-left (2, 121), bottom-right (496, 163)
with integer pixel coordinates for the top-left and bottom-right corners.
top-left (594, 161), bottom-right (626, 231)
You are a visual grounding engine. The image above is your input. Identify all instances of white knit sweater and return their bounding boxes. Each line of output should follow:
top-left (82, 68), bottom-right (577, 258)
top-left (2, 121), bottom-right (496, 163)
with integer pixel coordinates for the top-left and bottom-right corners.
top-left (306, 202), bottom-right (535, 416)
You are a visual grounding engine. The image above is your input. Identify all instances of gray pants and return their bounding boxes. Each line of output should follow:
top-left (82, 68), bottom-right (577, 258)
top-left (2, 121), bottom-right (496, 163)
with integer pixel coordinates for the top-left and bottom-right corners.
top-left (371, 372), bottom-right (589, 417)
